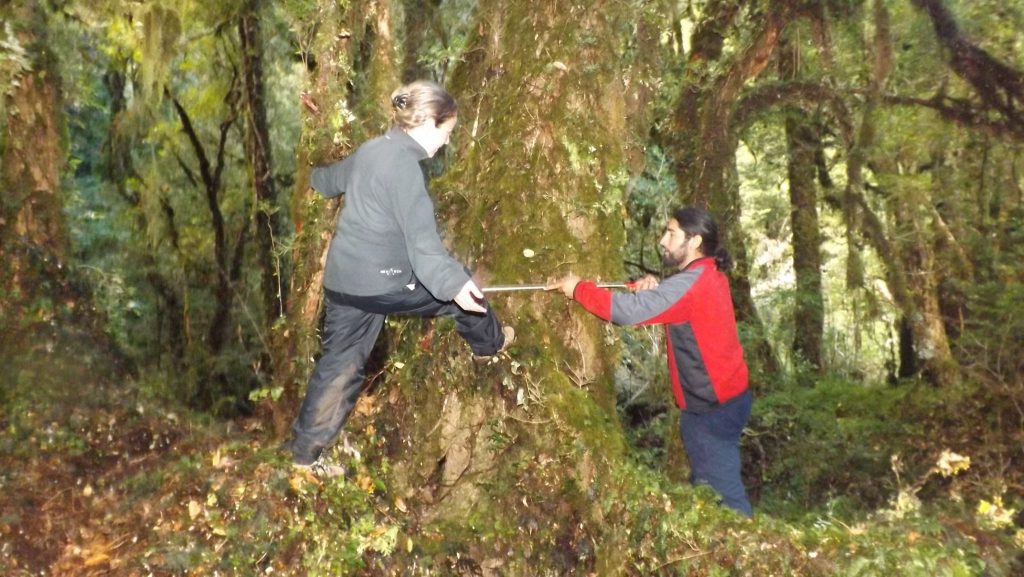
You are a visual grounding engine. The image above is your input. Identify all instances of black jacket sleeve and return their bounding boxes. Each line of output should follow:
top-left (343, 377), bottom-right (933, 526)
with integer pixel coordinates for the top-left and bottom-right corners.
top-left (310, 157), bottom-right (353, 199)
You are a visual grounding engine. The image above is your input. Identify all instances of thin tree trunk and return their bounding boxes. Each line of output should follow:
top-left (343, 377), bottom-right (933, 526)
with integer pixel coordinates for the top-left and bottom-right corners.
top-left (844, 0), bottom-right (893, 293)
top-left (172, 99), bottom-right (226, 356)
top-left (930, 145), bottom-right (973, 342)
top-left (400, 0), bottom-right (442, 81)
top-left (170, 75), bottom-right (245, 390)
top-left (239, 0), bottom-right (285, 325)
top-left (779, 38), bottom-right (824, 374)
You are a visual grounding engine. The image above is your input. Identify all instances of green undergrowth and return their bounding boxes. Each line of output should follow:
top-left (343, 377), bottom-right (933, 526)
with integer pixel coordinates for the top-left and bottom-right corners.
top-left (750, 375), bottom-right (1023, 522)
top-left (751, 376), bottom-right (922, 514)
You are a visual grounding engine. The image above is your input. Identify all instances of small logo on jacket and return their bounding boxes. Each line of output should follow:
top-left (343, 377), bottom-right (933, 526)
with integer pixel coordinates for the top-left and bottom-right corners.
top-left (379, 268), bottom-right (404, 277)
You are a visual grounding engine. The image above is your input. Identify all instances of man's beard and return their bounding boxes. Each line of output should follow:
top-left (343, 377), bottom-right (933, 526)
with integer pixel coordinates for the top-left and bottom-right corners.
top-left (661, 249), bottom-right (682, 268)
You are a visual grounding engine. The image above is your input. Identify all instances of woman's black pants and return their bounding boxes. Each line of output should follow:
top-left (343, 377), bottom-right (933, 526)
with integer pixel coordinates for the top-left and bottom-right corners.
top-left (288, 283), bottom-right (505, 464)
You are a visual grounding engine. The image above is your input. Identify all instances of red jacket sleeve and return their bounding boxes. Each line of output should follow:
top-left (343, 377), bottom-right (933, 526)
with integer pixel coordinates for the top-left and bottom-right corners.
top-left (572, 280), bottom-right (612, 321)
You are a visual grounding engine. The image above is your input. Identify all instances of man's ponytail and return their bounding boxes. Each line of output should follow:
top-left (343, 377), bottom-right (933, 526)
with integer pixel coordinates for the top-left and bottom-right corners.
top-left (713, 247), bottom-right (733, 273)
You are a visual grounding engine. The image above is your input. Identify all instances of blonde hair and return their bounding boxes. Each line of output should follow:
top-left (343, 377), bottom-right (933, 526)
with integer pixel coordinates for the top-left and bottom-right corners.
top-left (390, 80), bottom-right (458, 130)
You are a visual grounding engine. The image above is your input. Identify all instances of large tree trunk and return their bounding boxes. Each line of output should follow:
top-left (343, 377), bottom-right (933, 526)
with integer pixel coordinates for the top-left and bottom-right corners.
top-left (850, 168), bottom-right (958, 386)
top-left (272, 0), bottom-right (653, 571)
top-left (887, 179), bottom-right (958, 385)
top-left (352, 0), bottom-right (400, 129)
top-left (779, 37), bottom-right (825, 374)
top-left (844, 0), bottom-right (893, 294)
top-left (0, 0), bottom-right (69, 342)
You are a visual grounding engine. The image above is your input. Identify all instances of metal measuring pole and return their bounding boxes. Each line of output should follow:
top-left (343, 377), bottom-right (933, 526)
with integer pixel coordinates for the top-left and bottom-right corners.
top-left (481, 282), bottom-right (629, 293)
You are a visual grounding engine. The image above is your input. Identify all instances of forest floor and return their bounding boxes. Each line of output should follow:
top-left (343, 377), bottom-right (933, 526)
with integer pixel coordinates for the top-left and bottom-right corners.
top-left (3, 320), bottom-right (1023, 576)
top-left (0, 322), bottom-right (304, 575)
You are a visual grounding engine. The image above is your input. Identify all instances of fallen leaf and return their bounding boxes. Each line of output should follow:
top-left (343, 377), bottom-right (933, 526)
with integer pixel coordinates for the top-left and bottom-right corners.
top-left (357, 473), bottom-right (375, 494)
top-left (84, 551), bottom-right (110, 567)
top-left (290, 470), bottom-right (320, 491)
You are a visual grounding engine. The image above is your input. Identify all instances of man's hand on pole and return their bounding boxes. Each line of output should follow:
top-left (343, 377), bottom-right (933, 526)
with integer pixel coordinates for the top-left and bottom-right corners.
top-left (629, 275), bottom-right (660, 292)
top-left (454, 279), bottom-right (488, 313)
top-left (545, 274), bottom-right (581, 298)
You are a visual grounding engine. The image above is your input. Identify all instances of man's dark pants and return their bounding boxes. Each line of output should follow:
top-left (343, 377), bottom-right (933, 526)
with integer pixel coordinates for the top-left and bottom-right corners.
top-left (679, 389), bottom-right (753, 517)
top-left (289, 283), bottom-right (504, 465)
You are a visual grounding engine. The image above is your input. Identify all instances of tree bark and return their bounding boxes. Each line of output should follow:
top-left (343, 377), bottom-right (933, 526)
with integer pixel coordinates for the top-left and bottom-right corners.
top-left (779, 38), bottom-right (824, 374)
top-left (400, 0), bottom-right (442, 81)
top-left (887, 179), bottom-right (958, 385)
top-left (351, 0), bottom-right (400, 130)
top-left (239, 0), bottom-right (285, 325)
top-left (0, 0), bottom-right (69, 337)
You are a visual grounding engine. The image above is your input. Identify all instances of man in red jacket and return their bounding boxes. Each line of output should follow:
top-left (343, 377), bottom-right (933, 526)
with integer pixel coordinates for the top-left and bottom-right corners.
top-left (547, 207), bottom-right (753, 517)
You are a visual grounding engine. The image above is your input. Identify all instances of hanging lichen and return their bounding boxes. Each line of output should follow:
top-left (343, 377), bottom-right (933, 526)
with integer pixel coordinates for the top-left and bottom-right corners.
top-left (139, 5), bottom-right (182, 102)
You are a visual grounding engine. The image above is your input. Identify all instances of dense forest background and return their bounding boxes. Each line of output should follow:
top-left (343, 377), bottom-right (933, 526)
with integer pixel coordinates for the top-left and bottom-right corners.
top-left (2, 0), bottom-right (1022, 574)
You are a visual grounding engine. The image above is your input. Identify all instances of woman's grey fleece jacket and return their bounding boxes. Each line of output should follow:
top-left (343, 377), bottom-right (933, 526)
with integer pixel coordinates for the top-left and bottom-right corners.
top-left (309, 127), bottom-right (470, 301)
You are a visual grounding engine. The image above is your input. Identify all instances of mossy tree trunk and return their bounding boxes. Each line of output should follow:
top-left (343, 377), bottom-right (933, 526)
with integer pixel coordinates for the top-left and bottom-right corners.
top-left (320, 0), bottom-right (663, 572)
top-left (239, 0), bottom-right (285, 327)
top-left (848, 156), bottom-right (960, 386)
top-left (878, 171), bottom-right (958, 386)
top-left (400, 0), bottom-right (442, 82)
top-left (779, 36), bottom-right (824, 375)
top-left (266, 0), bottom-right (398, 435)
top-left (0, 0), bottom-right (69, 340)
top-left (443, 0), bottom-right (638, 409)
top-left (846, 0), bottom-right (957, 386)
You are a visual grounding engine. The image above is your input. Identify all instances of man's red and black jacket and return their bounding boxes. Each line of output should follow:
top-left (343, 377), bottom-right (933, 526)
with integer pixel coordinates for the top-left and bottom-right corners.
top-left (573, 257), bottom-right (749, 413)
